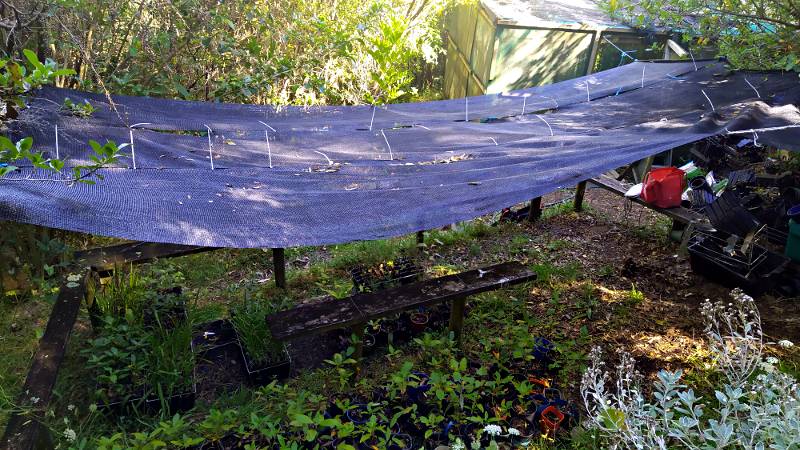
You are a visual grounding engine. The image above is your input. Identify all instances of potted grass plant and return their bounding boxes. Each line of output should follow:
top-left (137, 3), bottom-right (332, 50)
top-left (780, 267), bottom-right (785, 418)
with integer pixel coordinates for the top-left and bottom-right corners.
top-left (230, 299), bottom-right (291, 385)
top-left (145, 320), bottom-right (196, 412)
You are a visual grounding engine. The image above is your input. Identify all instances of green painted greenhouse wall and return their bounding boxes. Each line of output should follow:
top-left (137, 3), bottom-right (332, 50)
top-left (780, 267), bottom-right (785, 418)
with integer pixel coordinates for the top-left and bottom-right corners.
top-left (489, 26), bottom-right (594, 93)
top-left (443, 2), bottom-right (672, 98)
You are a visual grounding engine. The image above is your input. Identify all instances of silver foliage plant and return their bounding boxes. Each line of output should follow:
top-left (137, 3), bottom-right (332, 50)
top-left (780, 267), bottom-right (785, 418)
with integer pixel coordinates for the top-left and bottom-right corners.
top-left (581, 288), bottom-right (800, 449)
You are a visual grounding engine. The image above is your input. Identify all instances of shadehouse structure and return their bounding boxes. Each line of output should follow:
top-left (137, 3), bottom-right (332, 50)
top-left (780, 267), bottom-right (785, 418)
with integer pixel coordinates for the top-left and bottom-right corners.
top-left (443, 0), bottom-right (685, 98)
top-left (3, 59), bottom-right (800, 450)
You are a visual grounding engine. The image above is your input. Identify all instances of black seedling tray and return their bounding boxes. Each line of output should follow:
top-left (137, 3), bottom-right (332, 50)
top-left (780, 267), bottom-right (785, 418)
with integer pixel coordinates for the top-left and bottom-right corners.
top-left (688, 234), bottom-right (789, 295)
top-left (236, 336), bottom-right (291, 386)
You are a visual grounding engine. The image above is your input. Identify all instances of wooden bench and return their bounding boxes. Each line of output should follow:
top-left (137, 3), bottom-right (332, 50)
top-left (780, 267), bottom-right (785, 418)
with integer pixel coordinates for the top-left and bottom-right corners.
top-left (266, 261), bottom-right (536, 361)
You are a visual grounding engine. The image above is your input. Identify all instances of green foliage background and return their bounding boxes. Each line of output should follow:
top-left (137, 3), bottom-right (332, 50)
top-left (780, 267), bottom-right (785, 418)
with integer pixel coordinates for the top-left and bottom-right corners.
top-left (3, 0), bottom-right (464, 106)
top-left (602, 0), bottom-right (800, 71)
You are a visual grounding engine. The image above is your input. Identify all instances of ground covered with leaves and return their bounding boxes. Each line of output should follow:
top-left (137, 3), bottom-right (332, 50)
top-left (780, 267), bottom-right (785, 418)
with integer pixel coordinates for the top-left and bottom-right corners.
top-left (2, 188), bottom-right (799, 448)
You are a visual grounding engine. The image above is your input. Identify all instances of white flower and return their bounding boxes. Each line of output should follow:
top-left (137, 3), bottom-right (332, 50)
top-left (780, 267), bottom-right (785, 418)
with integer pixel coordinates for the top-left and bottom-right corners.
top-left (63, 428), bottom-right (76, 443)
top-left (778, 340), bottom-right (794, 348)
top-left (66, 274), bottom-right (82, 282)
top-left (766, 357), bottom-right (779, 365)
top-left (30, 397), bottom-right (40, 404)
top-left (67, 404), bottom-right (75, 412)
top-left (451, 438), bottom-right (466, 450)
top-left (483, 424), bottom-right (503, 436)
top-left (507, 427), bottom-right (521, 436)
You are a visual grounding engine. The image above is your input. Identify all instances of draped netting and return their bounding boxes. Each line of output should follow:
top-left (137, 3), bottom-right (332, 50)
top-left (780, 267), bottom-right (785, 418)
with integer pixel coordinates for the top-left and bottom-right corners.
top-left (2, 60), bottom-right (799, 247)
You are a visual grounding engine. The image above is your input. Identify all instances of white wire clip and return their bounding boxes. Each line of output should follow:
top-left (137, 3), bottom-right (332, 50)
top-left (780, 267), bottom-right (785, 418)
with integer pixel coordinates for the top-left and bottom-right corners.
top-left (744, 77), bottom-right (761, 99)
top-left (128, 122), bottom-right (151, 170)
top-left (204, 124), bottom-right (215, 170)
top-left (54, 124), bottom-right (60, 160)
top-left (258, 120), bottom-right (274, 168)
top-left (380, 129), bottom-right (394, 161)
top-left (701, 90), bottom-right (715, 112)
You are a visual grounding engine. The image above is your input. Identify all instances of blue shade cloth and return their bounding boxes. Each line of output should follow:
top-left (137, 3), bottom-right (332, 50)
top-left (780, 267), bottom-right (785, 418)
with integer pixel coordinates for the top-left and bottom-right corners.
top-left (1, 60), bottom-right (799, 248)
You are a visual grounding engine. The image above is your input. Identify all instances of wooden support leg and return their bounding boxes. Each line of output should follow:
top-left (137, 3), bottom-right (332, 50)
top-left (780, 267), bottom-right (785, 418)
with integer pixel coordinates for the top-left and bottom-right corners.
top-left (528, 197), bottom-right (543, 222)
top-left (1, 271), bottom-right (88, 449)
top-left (416, 231), bottom-right (425, 252)
top-left (449, 297), bottom-right (467, 342)
top-left (352, 324), bottom-right (365, 377)
top-left (272, 248), bottom-right (286, 289)
top-left (574, 181), bottom-right (588, 212)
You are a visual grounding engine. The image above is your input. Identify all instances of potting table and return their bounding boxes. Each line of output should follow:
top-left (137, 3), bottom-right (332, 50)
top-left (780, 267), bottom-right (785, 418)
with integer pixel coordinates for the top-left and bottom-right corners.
top-left (266, 261), bottom-right (536, 364)
top-left (589, 173), bottom-right (707, 225)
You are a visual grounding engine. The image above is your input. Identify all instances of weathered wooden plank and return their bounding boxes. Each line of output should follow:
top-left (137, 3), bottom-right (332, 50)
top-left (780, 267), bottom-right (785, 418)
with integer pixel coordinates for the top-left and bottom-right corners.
top-left (1, 272), bottom-right (89, 450)
top-left (267, 261), bottom-right (536, 340)
top-left (74, 242), bottom-right (213, 274)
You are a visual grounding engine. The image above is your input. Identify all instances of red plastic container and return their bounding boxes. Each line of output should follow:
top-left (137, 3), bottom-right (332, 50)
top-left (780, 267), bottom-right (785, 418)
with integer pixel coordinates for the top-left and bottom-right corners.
top-left (640, 167), bottom-right (686, 208)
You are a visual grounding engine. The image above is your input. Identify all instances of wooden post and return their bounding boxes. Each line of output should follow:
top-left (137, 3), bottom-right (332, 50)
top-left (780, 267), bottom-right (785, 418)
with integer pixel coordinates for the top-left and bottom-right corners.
top-left (449, 297), bottom-right (467, 342)
top-left (585, 29), bottom-right (603, 76)
top-left (416, 231), bottom-right (425, 253)
top-left (528, 197), bottom-right (543, 222)
top-left (272, 248), bottom-right (286, 289)
top-left (574, 181), bottom-right (588, 212)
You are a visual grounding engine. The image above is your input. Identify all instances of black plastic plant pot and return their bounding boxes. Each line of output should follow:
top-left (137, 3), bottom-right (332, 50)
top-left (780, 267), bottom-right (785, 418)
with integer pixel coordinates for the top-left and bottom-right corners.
top-left (238, 338), bottom-right (291, 386)
top-left (387, 433), bottom-right (414, 450)
top-left (345, 404), bottom-right (370, 425)
top-left (406, 371), bottom-right (431, 404)
top-left (144, 386), bottom-right (196, 414)
top-left (409, 311), bottom-right (429, 334)
top-left (193, 319), bottom-right (238, 356)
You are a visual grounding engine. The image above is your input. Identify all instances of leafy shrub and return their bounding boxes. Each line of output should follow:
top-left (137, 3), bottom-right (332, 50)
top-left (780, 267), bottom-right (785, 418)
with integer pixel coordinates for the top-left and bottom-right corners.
top-left (581, 288), bottom-right (800, 449)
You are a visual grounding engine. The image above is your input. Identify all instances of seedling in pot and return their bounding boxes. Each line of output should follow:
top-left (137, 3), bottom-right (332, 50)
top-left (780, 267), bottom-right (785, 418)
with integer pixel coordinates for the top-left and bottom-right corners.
top-left (82, 316), bottom-right (149, 408)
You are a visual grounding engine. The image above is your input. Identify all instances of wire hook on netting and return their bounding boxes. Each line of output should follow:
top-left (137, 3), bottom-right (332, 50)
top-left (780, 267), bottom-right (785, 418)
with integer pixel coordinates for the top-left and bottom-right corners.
top-left (369, 105), bottom-right (376, 131)
top-left (380, 129), bottom-right (394, 161)
top-left (204, 124), bottom-right (215, 170)
top-left (54, 124), bottom-right (60, 160)
top-left (314, 150), bottom-right (333, 165)
top-left (522, 93), bottom-right (531, 115)
top-left (257, 120), bottom-right (274, 168)
top-left (641, 65), bottom-right (646, 88)
top-left (534, 115), bottom-right (554, 136)
top-left (689, 48), bottom-right (698, 71)
top-left (128, 122), bottom-right (151, 170)
top-left (465, 96), bottom-right (469, 122)
top-left (701, 90), bottom-right (715, 112)
top-left (744, 77), bottom-right (761, 99)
